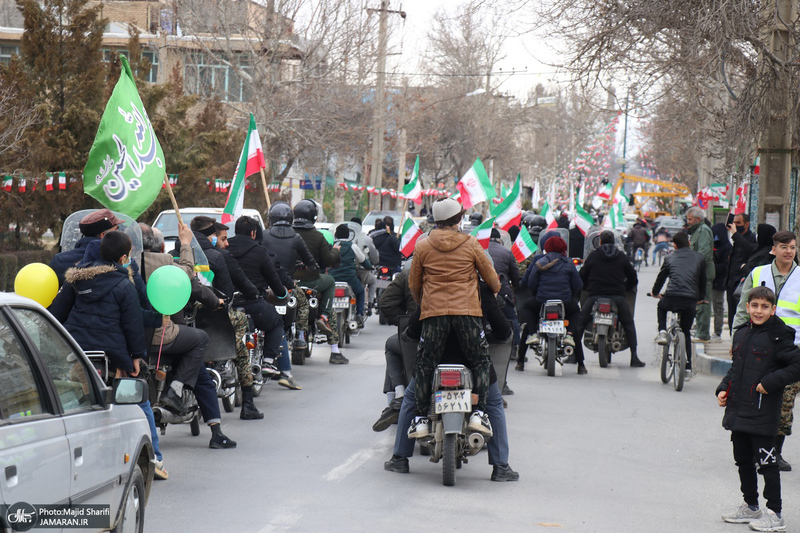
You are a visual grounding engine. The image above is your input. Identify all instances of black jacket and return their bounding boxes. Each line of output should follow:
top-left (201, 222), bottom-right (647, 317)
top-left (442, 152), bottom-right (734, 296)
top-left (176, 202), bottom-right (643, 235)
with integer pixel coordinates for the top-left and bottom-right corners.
top-left (727, 229), bottom-right (758, 289)
top-left (50, 235), bottom-right (98, 286)
top-left (711, 223), bottom-right (732, 291)
top-left (262, 225), bottom-right (317, 278)
top-left (194, 231), bottom-right (258, 300)
top-left (49, 261), bottom-right (146, 372)
top-left (652, 247), bottom-right (707, 300)
top-left (488, 240), bottom-right (520, 292)
top-left (379, 269), bottom-right (417, 326)
top-left (716, 316), bottom-right (800, 436)
top-left (580, 243), bottom-right (638, 296)
top-left (294, 227), bottom-right (340, 281)
top-left (372, 230), bottom-right (402, 270)
top-left (226, 235), bottom-right (288, 297)
top-left (741, 224), bottom-right (777, 280)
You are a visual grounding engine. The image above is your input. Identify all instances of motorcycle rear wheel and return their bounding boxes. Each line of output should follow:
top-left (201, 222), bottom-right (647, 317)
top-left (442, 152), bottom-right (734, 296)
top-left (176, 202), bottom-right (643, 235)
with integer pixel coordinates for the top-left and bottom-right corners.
top-left (598, 336), bottom-right (609, 368)
top-left (443, 433), bottom-right (457, 487)
top-left (546, 340), bottom-right (556, 377)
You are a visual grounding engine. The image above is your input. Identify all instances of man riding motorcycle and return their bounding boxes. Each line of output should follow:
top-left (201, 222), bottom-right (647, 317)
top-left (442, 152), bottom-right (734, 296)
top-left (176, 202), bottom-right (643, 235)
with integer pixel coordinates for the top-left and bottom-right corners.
top-left (329, 223), bottom-right (373, 324)
top-left (575, 230), bottom-right (644, 367)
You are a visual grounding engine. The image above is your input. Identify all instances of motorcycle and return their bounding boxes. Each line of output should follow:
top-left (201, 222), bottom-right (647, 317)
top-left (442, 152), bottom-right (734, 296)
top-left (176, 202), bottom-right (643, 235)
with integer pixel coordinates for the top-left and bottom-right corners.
top-left (530, 300), bottom-right (573, 377)
top-left (374, 266), bottom-right (393, 324)
top-left (187, 302), bottom-right (240, 413)
top-left (583, 298), bottom-right (629, 368)
top-left (333, 281), bottom-right (360, 345)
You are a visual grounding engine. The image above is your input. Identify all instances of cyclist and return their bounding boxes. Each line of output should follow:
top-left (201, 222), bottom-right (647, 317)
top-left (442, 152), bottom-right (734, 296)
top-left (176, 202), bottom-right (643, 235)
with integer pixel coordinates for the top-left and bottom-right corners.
top-left (628, 223), bottom-right (650, 266)
top-left (652, 232), bottom-right (707, 376)
top-left (651, 226), bottom-right (671, 264)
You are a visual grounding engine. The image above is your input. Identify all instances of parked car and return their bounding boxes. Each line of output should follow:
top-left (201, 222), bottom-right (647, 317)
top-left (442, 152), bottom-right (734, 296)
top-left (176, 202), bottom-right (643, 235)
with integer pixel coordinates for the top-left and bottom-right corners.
top-left (153, 208), bottom-right (265, 250)
top-left (0, 293), bottom-right (154, 532)
top-left (361, 211), bottom-right (402, 234)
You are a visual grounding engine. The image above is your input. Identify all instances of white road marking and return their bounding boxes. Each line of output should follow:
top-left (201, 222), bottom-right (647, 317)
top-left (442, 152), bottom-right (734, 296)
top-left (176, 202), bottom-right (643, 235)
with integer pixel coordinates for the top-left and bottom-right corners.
top-left (322, 434), bottom-right (393, 482)
top-left (257, 513), bottom-right (303, 533)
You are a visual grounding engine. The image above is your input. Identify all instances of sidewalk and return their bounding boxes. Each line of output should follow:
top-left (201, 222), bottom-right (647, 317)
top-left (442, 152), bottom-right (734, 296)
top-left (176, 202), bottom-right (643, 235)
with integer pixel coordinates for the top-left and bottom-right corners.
top-left (694, 336), bottom-right (732, 377)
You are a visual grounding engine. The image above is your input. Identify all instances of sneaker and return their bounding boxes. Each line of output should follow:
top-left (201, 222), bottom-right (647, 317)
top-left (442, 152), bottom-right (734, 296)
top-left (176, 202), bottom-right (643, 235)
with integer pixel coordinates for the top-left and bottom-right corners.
top-left (373, 403), bottom-right (401, 432)
top-left (692, 336), bottom-right (710, 343)
top-left (491, 464), bottom-right (520, 482)
top-left (159, 388), bottom-right (185, 415)
top-left (407, 416), bottom-right (430, 438)
top-left (526, 333), bottom-right (540, 345)
top-left (356, 315), bottom-right (365, 329)
top-left (293, 337), bottom-right (308, 350)
top-left (514, 362), bottom-right (524, 372)
top-left (153, 460), bottom-right (169, 480)
top-left (749, 509), bottom-right (785, 532)
top-left (710, 334), bottom-right (723, 343)
top-left (384, 455), bottom-right (409, 473)
top-left (722, 503), bottom-right (763, 524)
top-left (209, 432), bottom-right (237, 449)
top-left (655, 330), bottom-right (669, 345)
top-left (468, 411), bottom-right (493, 437)
top-left (278, 375), bottom-right (302, 390)
top-left (563, 334), bottom-right (575, 348)
top-left (502, 384), bottom-right (514, 396)
top-left (685, 368), bottom-right (693, 381)
top-left (329, 352), bottom-right (349, 365)
top-left (316, 316), bottom-right (333, 335)
top-left (261, 362), bottom-right (280, 377)
top-left (577, 363), bottom-right (588, 375)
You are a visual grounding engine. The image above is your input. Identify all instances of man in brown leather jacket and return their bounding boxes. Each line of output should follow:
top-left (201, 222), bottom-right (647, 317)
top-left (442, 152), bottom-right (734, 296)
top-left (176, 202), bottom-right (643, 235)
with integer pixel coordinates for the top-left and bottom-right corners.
top-left (407, 198), bottom-right (501, 439)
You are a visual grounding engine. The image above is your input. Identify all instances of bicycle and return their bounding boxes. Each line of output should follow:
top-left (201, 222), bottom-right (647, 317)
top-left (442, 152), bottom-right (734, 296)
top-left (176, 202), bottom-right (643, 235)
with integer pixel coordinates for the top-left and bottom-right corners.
top-left (634, 247), bottom-right (644, 272)
top-left (659, 310), bottom-right (686, 391)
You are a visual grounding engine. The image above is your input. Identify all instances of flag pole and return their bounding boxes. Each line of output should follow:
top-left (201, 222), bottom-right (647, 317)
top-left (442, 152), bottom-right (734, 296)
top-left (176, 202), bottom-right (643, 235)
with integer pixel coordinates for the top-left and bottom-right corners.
top-left (259, 168), bottom-right (272, 211)
top-left (163, 173), bottom-right (183, 225)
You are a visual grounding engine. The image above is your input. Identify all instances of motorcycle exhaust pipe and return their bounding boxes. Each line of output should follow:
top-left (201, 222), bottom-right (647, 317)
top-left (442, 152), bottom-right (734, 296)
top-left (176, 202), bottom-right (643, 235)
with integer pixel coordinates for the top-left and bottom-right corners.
top-left (206, 367), bottom-right (222, 393)
top-left (348, 320), bottom-right (358, 332)
top-left (611, 341), bottom-right (622, 351)
top-left (288, 295), bottom-right (297, 308)
top-left (467, 433), bottom-right (485, 455)
top-left (251, 364), bottom-right (262, 377)
top-left (308, 297), bottom-right (319, 308)
top-left (563, 345), bottom-right (574, 356)
top-left (152, 406), bottom-right (195, 425)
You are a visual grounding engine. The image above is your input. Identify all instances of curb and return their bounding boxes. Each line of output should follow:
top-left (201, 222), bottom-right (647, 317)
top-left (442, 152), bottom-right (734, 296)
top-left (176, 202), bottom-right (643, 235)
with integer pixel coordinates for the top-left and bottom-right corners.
top-left (694, 342), bottom-right (732, 377)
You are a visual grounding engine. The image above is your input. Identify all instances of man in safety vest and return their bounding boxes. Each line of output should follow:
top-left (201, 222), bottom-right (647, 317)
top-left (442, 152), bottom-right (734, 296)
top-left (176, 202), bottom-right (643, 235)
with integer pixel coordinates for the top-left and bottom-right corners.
top-left (733, 230), bottom-right (800, 472)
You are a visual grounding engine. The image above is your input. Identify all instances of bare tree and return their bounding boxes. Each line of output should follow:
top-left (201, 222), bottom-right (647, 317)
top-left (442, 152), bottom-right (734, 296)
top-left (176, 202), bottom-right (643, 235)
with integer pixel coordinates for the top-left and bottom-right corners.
top-left (0, 82), bottom-right (38, 168)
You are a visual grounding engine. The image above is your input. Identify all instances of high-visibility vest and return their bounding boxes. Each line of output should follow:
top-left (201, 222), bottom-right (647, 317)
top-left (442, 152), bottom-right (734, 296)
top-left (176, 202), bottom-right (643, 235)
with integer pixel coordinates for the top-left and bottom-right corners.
top-left (752, 264), bottom-right (800, 344)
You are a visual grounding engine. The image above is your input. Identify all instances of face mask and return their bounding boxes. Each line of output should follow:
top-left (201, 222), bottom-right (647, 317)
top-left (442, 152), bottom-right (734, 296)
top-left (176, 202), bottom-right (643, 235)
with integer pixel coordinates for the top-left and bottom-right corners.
top-left (736, 225), bottom-right (745, 234)
top-left (211, 236), bottom-right (218, 247)
top-left (122, 261), bottom-right (131, 269)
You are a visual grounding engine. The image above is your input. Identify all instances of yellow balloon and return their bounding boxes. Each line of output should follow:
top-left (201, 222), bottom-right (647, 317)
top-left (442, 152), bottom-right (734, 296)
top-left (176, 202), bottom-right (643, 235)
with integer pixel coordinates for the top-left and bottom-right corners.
top-left (15, 263), bottom-right (59, 308)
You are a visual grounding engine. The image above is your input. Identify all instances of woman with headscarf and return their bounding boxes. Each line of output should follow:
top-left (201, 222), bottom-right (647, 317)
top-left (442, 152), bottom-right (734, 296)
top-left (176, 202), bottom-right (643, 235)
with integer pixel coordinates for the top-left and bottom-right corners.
top-left (741, 224), bottom-right (778, 280)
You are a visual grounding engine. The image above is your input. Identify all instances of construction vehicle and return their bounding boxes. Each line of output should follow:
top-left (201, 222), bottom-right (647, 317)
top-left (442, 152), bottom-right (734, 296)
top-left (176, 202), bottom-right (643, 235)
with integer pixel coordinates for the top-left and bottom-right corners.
top-left (607, 173), bottom-right (692, 217)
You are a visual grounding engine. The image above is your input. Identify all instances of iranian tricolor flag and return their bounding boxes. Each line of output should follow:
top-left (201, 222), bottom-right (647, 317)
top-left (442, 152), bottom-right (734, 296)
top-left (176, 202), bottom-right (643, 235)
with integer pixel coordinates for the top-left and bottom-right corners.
top-left (753, 154), bottom-right (761, 175)
top-left (596, 182), bottom-right (612, 201)
top-left (399, 217), bottom-right (423, 257)
top-left (613, 188), bottom-right (628, 228)
top-left (470, 216), bottom-right (495, 249)
top-left (491, 174), bottom-right (522, 231)
top-left (402, 155), bottom-right (423, 204)
top-left (58, 171), bottom-right (67, 190)
top-left (539, 200), bottom-right (558, 229)
top-left (46, 173), bottom-right (54, 191)
top-left (573, 197), bottom-right (595, 236)
top-left (456, 158), bottom-right (495, 209)
top-left (222, 114), bottom-right (266, 224)
top-left (511, 226), bottom-right (538, 262)
top-left (733, 180), bottom-right (748, 214)
top-left (2, 176), bottom-right (12, 192)
top-left (18, 178), bottom-right (26, 193)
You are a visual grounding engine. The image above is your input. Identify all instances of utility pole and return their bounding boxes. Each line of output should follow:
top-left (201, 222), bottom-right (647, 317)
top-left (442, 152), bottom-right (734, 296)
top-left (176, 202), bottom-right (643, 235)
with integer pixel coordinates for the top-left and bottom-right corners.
top-left (755, 0), bottom-right (796, 228)
top-left (366, 1), bottom-right (405, 211)
top-left (621, 87), bottom-right (630, 174)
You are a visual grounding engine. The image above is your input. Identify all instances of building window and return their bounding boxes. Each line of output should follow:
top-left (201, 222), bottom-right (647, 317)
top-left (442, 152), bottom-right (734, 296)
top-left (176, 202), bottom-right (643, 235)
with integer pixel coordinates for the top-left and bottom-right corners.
top-left (101, 48), bottom-right (159, 83)
top-left (0, 45), bottom-right (19, 64)
top-left (184, 52), bottom-right (252, 102)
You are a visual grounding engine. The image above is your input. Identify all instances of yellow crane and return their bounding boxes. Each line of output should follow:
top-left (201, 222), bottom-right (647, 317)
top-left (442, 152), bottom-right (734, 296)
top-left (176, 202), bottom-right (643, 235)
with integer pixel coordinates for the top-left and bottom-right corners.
top-left (607, 173), bottom-right (692, 216)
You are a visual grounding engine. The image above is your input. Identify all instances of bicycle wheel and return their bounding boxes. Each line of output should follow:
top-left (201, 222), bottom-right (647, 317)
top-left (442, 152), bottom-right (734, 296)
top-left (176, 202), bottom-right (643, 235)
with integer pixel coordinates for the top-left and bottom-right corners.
top-left (659, 341), bottom-right (673, 384)
top-left (673, 331), bottom-right (686, 391)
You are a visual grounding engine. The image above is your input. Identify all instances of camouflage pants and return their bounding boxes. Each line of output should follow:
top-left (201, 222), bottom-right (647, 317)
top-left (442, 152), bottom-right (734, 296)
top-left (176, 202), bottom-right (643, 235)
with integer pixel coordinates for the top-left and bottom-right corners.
top-left (414, 315), bottom-right (491, 417)
top-left (228, 308), bottom-right (253, 387)
top-left (294, 285), bottom-right (338, 345)
top-left (778, 381), bottom-right (800, 437)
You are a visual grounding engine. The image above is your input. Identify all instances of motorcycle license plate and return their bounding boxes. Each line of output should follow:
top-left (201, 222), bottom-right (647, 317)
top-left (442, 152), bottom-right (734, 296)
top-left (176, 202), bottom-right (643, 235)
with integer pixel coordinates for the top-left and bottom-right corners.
top-left (594, 314), bottom-right (613, 325)
top-left (333, 297), bottom-right (349, 309)
top-left (434, 389), bottom-right (472, 414)
top-left (275, 305), bottom-right (287, 315)
top-left (374, 278), bottom-right (391, 289)
top-left (540, 320), bottom-right (565, 334)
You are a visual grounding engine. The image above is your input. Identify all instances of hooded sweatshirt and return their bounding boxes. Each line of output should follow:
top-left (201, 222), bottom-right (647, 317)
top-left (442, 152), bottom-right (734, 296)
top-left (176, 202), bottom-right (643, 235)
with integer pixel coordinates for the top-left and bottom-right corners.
top-left (526, 251), bottom-right (583, 302)
top-left (579, 243), bottom-right (638, 296)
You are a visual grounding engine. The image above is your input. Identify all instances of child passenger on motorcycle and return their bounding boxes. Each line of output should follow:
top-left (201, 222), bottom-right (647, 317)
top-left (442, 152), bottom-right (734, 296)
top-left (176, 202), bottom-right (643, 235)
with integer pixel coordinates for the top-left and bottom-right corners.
top-left (328, 224), bottom-right (373, 325)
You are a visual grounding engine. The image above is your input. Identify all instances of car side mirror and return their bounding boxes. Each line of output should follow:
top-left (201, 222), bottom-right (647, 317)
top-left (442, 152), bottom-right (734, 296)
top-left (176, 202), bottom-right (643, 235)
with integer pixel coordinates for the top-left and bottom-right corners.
top-left (112, 378), bottom-right (148, 405)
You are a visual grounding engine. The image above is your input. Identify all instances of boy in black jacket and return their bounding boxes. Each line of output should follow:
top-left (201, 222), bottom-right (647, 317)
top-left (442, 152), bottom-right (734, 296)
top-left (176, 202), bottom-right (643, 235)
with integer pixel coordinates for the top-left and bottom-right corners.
top-left (717, 286), bottom-right (800, 532)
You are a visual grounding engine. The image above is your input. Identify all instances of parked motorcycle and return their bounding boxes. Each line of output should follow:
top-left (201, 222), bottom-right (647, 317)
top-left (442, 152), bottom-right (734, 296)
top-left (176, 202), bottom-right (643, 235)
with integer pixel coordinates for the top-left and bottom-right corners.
top-left (333, 281), bottom-right (359, 345)
top-left (530, 300), bottom-right (573, 377)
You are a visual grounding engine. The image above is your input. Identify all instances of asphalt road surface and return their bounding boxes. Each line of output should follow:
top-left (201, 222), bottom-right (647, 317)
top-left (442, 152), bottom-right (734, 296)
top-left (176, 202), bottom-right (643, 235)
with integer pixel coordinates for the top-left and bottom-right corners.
top-left (147, 265), bottom-right (800, 532)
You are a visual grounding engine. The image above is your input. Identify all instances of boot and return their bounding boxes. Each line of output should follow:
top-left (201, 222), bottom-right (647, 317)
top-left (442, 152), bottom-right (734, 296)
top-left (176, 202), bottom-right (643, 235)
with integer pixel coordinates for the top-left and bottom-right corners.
top-left (239, 385), bottom-right (264, 420)
top-left (630, 353), bottom-right (645, 368)
top-left (776, 435), bottom-right (792, 471)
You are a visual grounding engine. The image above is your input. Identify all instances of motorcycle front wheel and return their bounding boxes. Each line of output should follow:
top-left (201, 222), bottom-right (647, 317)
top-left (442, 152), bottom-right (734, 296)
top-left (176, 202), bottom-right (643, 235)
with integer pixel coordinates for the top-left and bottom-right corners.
top-left (443, 433), bottom-right (457, 487)
top-left (598, 335), bottom-right (609, 368)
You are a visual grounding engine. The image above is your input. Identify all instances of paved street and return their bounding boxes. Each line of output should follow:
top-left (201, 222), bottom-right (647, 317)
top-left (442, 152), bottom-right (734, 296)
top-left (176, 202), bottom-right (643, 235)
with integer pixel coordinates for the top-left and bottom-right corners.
top-left (148, 266), bottom-right (800, 533)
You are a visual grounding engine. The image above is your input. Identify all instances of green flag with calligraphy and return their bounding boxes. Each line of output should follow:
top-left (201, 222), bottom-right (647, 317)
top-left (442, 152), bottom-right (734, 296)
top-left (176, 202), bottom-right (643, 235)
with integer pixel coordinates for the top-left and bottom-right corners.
top-left (83, 55), bottom-right (165, 218)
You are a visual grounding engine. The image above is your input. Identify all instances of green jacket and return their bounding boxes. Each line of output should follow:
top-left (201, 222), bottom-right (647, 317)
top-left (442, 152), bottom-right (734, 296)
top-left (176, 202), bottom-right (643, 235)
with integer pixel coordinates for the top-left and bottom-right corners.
top-left (294, 227), bottom-right (341, 282)
top-left (688, 222), bottom-right (715, 281)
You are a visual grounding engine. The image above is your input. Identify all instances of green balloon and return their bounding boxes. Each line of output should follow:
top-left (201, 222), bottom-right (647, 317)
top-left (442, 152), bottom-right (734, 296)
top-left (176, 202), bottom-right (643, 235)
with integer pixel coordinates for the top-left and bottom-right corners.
top-left (320, 229), bottom-right (334, 245)
top-left (146, 265), bottom-right (192, 315)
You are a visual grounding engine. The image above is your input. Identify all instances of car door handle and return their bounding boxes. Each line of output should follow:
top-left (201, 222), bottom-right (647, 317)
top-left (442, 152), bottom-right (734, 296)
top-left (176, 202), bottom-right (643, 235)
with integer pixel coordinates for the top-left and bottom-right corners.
top-left (5, 466), bottom-right (18, 487)
top-left (74, 447), bottom-right (83, 467)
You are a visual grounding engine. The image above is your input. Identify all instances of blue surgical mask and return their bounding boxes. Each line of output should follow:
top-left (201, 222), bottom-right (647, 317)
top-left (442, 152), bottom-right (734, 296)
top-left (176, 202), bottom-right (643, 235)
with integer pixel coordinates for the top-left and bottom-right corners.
top-left (122, 260), bottom-right (131, 269)
top-left (211, 236), bottom-right (218, 246)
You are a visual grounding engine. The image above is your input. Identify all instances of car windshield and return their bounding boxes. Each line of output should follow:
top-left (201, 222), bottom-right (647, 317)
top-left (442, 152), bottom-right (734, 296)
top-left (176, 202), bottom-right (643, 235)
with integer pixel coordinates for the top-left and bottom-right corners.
top-left (154, 212), bottom-right (224, 237)
top-left (363, 212), bottom-right (401, 230)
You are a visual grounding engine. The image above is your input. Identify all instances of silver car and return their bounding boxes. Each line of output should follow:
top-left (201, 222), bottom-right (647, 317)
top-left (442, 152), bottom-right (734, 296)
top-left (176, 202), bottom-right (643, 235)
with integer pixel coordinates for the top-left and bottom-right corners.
top-left (0, 293), bottom-right (154, 532)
